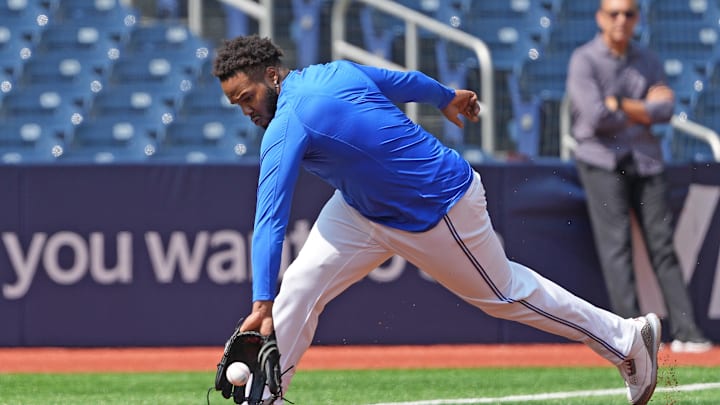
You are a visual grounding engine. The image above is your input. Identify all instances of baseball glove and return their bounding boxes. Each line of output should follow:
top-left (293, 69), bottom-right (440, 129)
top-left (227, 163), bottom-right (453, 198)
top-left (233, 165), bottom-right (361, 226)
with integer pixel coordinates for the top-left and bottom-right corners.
top-left (215, 328), bottom-right (283, 405)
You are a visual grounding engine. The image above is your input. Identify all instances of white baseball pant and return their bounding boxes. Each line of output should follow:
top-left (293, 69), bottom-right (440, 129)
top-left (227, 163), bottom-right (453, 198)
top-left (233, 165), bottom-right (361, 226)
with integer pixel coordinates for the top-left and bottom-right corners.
top-left (273, 171), bottom-right (637, 392)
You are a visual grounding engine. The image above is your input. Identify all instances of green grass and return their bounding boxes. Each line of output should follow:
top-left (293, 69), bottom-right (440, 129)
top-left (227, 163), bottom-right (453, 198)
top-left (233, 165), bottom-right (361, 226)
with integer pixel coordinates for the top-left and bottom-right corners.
top-left (1, 366), bottom-right (719, 405)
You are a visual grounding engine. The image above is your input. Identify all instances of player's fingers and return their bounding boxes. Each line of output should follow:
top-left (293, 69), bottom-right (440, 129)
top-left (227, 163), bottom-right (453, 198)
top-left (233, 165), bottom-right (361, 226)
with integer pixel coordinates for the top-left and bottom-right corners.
top-left (239, 314), bottom-right (261, 332)
top-left (450, 114), bottom-right (464, 128)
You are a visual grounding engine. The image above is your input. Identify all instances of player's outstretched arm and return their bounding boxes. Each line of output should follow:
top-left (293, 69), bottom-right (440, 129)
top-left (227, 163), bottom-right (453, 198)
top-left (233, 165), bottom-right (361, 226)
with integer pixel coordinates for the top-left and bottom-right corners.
top-left (441, 89), bottom-right (481, 128)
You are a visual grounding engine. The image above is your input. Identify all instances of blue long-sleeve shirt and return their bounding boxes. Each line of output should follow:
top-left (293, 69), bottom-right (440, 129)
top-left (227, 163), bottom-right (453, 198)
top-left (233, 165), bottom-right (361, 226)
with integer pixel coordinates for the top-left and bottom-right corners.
top-left (251, 61), bottom-right (473, 301)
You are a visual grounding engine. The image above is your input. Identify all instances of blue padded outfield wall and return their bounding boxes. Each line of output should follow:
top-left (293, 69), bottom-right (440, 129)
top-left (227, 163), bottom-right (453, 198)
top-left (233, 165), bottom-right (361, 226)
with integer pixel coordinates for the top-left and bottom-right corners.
top-left (1, 162), bottom-right (719, 347)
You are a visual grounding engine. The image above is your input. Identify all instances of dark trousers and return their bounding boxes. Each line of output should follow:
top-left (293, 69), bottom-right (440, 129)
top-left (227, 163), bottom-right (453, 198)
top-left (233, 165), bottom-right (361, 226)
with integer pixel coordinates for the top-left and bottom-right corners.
top-left (576, 159), bottom-right (703, 341)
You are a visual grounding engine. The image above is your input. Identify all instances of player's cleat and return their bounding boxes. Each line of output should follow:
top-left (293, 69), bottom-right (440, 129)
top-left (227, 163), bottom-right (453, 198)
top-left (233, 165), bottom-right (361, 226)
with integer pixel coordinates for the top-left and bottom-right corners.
top-left (669, 339), bottom-right (713, 353)
top-left (617, 313), bottom-right (661, 405)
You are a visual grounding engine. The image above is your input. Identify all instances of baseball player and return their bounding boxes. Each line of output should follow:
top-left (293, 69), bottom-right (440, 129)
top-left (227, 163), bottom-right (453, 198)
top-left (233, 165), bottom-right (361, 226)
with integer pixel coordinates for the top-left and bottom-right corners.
top-left (212, 35), bottom-right (660, 405)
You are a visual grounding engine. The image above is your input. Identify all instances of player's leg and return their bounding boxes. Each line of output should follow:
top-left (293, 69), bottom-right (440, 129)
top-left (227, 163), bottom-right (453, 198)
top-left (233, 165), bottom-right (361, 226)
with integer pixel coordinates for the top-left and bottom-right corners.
top-left (379, 171), bottom-right (636, 364)
top-left (272, 191), bottom-right (393, 392)
top-left (388, 172), bottom-right (661, 403)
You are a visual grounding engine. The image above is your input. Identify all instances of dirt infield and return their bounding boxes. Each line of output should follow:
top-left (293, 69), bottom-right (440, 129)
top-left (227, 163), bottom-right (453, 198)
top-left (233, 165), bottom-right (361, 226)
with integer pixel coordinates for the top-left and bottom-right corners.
top-left (0, 343), bottom-right (718, 373)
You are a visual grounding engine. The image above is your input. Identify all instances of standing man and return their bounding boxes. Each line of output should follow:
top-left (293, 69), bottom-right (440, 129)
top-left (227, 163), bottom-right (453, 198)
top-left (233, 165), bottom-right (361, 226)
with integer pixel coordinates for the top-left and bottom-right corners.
top-left (567, 0), bottom-right (711, 353)
top-left (213, 34), bottom-right (660, 404)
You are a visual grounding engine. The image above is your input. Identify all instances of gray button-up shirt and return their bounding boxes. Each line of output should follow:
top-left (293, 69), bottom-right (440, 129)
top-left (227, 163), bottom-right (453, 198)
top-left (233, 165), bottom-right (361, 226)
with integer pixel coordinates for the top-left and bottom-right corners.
top-left (567, 35), bottom-right (674, 175)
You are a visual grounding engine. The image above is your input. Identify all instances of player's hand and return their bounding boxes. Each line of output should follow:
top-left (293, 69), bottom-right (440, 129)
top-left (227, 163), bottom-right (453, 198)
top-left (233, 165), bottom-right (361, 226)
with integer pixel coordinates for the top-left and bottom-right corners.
top-left (441, 89), bottom-right (481, 128)
top-left (239, 300), bottom-right (274, 336)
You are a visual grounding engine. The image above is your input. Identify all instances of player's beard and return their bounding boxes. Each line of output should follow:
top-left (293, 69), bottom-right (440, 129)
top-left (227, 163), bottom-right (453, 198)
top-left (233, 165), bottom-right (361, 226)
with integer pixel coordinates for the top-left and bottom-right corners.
top-left (260, 84), bottom-right (279, 129)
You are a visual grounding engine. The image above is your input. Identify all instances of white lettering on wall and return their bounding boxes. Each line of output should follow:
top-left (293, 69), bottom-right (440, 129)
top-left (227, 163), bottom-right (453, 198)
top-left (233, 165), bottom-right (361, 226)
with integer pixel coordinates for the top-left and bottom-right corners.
top-left (2, 232), bottom-right (133, 299)
top-left (2, 232), bottom-right (46, 299)
top-left (90, 232), bottom-right (133, 284)
top-left (43, 231), bottom-right (88, 284)
top-left (206, 230), bottom-right (247, 283)
top-left (145, 231), bottom-right (209, 283)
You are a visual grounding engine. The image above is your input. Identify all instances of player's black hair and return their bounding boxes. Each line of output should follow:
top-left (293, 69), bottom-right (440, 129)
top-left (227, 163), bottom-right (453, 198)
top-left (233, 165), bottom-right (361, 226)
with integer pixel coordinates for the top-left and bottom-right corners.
top-left (212, 34), bottom-right (284, 82)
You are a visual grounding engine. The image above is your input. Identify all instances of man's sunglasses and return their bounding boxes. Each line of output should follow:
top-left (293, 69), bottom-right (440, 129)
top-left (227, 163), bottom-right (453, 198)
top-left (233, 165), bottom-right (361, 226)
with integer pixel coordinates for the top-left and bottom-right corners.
top-left (602, 10), bottom-right (637, 19)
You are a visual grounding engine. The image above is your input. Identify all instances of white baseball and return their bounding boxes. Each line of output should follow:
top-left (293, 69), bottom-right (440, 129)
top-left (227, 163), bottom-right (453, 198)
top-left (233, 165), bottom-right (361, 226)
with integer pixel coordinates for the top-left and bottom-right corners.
top-left (226, 362), bottom-right (251, 386)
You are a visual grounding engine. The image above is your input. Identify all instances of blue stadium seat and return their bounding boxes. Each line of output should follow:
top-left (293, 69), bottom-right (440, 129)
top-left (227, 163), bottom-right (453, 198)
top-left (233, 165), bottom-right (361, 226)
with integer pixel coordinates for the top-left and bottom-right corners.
top-left (0, 32), bottom-right (33, 81)
top-left (433, 0), bottom-right (471, 29)
top-left (663, 58), bottom-right (705, 110)
top-left (177, 84), bottom-right (237, 116)
top-left (549, 0), bottom-right (598, 20)
top-left (358, 5), bottom-right (404, 60)
top-left (61, 115), bottom-right (157, 163)
top-left (114, 23), bottom-right (209, 86)
top-left (0, 116), bottom-right (64, 163)
top-left (0, 3), bottom-right (48, 47)
top-left (646, 20), bottom-right (719, 76)
top-left (0, 86), bottom-right (80, 140)
top-left (37, 24), bottom-right (125, 55)
top-left (466, 0), bottom-right (551, 43)
top-left (647, 0), bottom-right (720, 24)
top-left (21, 51), bottom-right (111, 84)
top-left (290, 0), bottom-right (325, 67)
top-left (463, 20), bottom-right (539, 72)
top-left (153, 115), bottom-right (259, 163)
top-left (107, 54), bottom-right (196, 108)
top-left (507, 49), bottom-right (571, 157)
top-left (126, 22), bottom-right (209, 55)
top-left (0, 70), bottom-right (12, 102)
top-left (541, 20), bottom-right (597, 54)
top-left (0, 0), bottom-right (49, 20)
top-left (55, 0), bottom-right (139, 27)
top-left (689, 88), bottom-right (720, 132)
top-left (0, 3), bottom-right (47, 81)
top-left (89, 86), bottom-right (174, 140)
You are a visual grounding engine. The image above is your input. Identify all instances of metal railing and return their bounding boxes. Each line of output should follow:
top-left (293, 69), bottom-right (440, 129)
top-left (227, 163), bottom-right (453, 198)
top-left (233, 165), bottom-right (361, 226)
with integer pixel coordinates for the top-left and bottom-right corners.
top-left (331, 0), bottom-right (496, 154)
top-left (188, 0), bottom-right (274, 39)
top-left (559, 95), bottom-right (720, 162)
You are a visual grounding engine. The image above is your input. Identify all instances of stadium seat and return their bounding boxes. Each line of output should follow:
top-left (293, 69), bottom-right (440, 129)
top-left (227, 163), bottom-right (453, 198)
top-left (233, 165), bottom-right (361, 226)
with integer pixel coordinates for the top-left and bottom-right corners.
top-left (89, 86), bottom-right (175, 139)
top-left (541, 19), bottom-right (597, 54)
top-left (0, 4), bottom-right (48, 47)
top-left (690, 88), bottom-right (720, 131)
top-left (177, 84), bottom-right (237, 116)
top-left (358, 5), bottom-right (404, 60)
top-left (107, 54), bottom-right (196, 108)
top-left (669, 88), bottom-right (720, 162)
top-left (125, 22), bottom-right (210, 56)
top-left (466, 0), bottom-right (551, 43)
top-left (0, 70), bottom-right (12, 102)
top-left (549, 0), bottom-right (598, 20)
top-left (646, 0), bottom-right (720, 24)
top-left (0, 0), bottom-right (49, 19)
top-left (37, 24), bottom-right (126, 54)
top-left (0, 36), bottom-right (33, 81)
top-left (0, 86), bottom-right (80, 141)
top-left (290, 0), bottom-right (324, 68)
top-left (21, 50), bottom-right (111, 85)
top-left (663, 58), bottom-right (705, 110)
top-left (55, 0), bottom-right (139, 27)
top-left (463, 20), bottom-right (539, 72)
top-left (433, 0), bottom-right (471, 29)
top-left (507, 49), bottom-right (571, 158)
top-left (153, 115), bottom-right (259, 163)
top-left (61, 115), bottom-right (157, 163)
top-left (0, 116), bottom-right (64, 163)
top-left (646, 20), bottom-right (719, 76)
